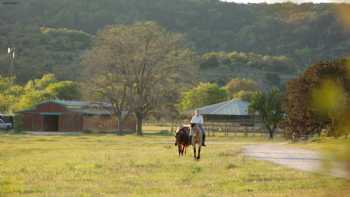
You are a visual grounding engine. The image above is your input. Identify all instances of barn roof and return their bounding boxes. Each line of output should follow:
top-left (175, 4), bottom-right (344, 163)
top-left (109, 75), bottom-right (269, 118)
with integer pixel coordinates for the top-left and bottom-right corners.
top-left (53, 100), bottom-right (90, 109)
top-left (19, 100), bottom-right (114, 116)
top-left (197, 99), bottom-right (250, 116)
top-left (53, 100), bottom-right (113, 115)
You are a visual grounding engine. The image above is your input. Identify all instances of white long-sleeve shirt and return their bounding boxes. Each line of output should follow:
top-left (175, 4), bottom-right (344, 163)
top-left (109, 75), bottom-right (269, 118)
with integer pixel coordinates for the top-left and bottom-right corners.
top-left (191, 115), bottom-right (204, 124)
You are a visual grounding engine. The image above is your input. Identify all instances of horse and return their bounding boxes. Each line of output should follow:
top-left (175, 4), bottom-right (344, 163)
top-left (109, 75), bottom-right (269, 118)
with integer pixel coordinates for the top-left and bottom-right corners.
top-left (191, 124), bottom-right (203, 160)
top-left (175, 126), bottom-right (190, 157)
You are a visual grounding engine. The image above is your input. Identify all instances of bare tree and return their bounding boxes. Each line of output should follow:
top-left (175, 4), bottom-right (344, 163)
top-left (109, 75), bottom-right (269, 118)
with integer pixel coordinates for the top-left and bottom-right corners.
top-left (83, 22), bottom-right (198, 135)
top-left (82, 30), bottom-right (133, 133)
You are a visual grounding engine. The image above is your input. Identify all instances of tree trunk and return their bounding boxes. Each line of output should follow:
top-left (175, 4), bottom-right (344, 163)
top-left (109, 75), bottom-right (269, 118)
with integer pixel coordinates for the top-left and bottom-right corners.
top-left (266, 125), bottom-right (274, 139)
top-left (136, 113), bottom-right (143, 136)
top-left (268, 129), bottom-right (274, 139)
top-left (116, 115), bottom-right (124, 135)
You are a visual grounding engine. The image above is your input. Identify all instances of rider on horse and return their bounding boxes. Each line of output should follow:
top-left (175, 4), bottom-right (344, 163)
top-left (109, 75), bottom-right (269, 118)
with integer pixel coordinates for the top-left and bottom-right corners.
top-left (190, 110), bottom-right (206, 146)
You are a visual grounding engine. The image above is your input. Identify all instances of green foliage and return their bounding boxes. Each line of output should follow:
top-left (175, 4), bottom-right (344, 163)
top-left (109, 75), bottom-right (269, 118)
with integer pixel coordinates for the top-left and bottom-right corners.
top-left (200, 51), bottom-right (296, 86)
top-left (233, 90), bottom-right (256, 102)
top-left (201, 51), bottom-right (295, 73)
top-left (14, 74), bottom-right (81, 112)
top-left (40, 27), bottom-right (91, 50)
top-left (179, 82), bottom-right (228, 111)
top-left (250, 89), bottom-right (283, 139)
top-left (13, 114), bottom-right (24, 133)
top-left (0, 26), bottom-right (91, 83)
top-left (47, 81), bottom-right (81, 100)
top-left (225, 78), bottom-right (258, 99)
top-left (0, 76), bottom-right (23, 113)
top-left (0, 74), bottom-right (80, 113)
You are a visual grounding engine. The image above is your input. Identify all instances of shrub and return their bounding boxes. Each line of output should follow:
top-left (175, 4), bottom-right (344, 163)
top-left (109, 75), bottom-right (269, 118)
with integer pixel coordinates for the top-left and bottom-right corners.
top-left (13, 114), bottom-right (24, 133)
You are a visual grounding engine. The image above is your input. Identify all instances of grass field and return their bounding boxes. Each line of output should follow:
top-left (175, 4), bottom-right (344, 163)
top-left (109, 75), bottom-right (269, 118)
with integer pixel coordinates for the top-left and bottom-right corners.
top-left (0, 131), bottom-right (349, 197)
top-left (291, 137), bottom-right (350, 152)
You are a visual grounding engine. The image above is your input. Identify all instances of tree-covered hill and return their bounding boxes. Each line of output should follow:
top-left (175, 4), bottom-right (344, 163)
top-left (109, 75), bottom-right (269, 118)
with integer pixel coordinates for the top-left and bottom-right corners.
top-left (0, 0), bottom-right (349, 83)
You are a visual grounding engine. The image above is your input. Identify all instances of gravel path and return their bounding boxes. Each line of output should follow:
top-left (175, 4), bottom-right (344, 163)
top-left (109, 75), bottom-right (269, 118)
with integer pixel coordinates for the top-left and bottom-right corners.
top-left (243, 143), bottom-right (349, 179)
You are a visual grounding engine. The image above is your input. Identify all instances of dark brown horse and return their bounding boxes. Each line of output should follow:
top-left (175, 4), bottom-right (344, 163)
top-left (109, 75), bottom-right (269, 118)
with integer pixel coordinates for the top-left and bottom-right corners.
top-left (175, 126), bottom-right (190, 157)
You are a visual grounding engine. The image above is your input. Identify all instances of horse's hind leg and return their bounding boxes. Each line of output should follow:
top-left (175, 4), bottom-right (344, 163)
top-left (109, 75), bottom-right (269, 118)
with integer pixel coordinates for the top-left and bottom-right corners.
top-left (178, 145), bottom-right (181, 157)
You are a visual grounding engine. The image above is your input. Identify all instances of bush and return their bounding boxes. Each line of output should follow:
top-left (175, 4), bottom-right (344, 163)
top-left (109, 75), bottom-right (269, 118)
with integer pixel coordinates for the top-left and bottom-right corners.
top-left (283, 59), bottom-right (350, 139)
top-left (13, 114), bottom-right (24, 133)
top-left (159, 130), bottom-right (171, 136)
top-left (179, 82), bottom-right (228, 111)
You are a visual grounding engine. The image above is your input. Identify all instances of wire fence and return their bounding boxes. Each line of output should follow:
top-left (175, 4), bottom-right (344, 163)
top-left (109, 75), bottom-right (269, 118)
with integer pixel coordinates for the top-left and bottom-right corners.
top-left (144, 120), bottom-right (283, 137)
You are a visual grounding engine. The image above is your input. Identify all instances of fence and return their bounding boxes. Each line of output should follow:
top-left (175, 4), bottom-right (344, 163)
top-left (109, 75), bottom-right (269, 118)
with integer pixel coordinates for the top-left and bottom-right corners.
top-left (144, 119), bottom-right (277, 136)
top-left (203, 121), bottom-right (265, 136)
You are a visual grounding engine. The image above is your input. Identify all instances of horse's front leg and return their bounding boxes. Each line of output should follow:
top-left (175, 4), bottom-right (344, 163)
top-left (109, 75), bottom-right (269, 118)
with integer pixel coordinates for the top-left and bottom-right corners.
top-left (178, 145), bottom-right (182, 157)
top-left (193, 146), bottom-right (196, 159)
top-left (197, 146), bottom-right (201, 160)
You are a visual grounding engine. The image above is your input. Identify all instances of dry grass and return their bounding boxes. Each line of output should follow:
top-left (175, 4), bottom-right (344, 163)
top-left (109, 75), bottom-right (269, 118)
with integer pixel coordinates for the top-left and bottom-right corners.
top-left (0, 133), bottom-right (348, 197)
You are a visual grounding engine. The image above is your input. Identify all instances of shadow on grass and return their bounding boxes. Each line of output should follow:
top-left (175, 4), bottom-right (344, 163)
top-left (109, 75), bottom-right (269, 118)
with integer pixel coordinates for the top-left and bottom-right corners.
top-left (0, 130), bottom-right (26, 135)
top-left (0, 129), bottom-right (175, 138)
top-left (143, 130), bottom-right (174, 137)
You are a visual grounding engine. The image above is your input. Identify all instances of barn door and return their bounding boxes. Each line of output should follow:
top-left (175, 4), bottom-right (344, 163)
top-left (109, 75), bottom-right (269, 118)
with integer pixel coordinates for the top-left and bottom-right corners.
top-left (43, 115), bottom-right (59, 131)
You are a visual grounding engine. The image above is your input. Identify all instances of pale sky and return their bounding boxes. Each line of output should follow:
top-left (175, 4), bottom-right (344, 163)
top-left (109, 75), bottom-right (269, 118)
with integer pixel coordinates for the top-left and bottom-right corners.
top-left (221, 0), bottom-right (350, 4)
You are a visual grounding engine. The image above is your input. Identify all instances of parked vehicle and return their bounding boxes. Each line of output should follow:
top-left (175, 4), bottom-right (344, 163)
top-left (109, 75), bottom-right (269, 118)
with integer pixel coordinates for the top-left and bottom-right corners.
top-left (0, 118), bottom-right (12, 130)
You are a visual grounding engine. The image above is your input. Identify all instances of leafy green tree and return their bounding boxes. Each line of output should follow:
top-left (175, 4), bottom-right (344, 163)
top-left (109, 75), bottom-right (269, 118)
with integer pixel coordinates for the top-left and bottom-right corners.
top-left (0, 76), bottom-right (23, 113)
top-left (250, 89), bottom-right (283, 139)
top-left (13, 74), bottom-right (80, 112)
top-left (46, 81), bottom-right (81, 100)
top-left (200, 53), bottom-right (220, 69)
top-left (225, 78), bottom-right (258, 98)
top-left (180, 82), bottom-right (228, 111)
top-left (233, 90), bottom-right (256, 102)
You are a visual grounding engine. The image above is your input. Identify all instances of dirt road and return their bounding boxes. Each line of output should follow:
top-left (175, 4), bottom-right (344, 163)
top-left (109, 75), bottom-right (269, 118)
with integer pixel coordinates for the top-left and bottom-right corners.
top-left (244, 143), bottom-right (349, 179)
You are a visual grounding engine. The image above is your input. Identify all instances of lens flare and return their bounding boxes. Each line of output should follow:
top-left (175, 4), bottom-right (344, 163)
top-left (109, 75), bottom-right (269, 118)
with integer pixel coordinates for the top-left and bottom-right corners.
top-left (311, 79), bottom-right (346, 115)
top-left (335, 4), bottom-right (350, 31)
top-left (311, 77), bottom-right (350, 179)
top-left (346, 59), bottom-right (350, 80)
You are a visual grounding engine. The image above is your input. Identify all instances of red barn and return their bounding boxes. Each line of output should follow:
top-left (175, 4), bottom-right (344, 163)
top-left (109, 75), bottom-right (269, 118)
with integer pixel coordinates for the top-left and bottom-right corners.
top-left (19, 100), bottom-right (136, 132)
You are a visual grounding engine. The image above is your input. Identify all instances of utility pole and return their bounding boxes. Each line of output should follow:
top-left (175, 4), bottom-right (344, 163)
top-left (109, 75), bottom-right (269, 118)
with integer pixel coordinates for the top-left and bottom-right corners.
top-left (1, 0), bottom-right (19, 77)
top-left (8, 47), bottom-right (15, 77)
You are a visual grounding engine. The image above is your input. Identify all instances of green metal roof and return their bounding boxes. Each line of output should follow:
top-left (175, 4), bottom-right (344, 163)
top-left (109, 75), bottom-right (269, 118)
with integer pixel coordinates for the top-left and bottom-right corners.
top-left (54, 100), bottom-right (113, 115)
top-left (51, 100), bottom-right (90, 109)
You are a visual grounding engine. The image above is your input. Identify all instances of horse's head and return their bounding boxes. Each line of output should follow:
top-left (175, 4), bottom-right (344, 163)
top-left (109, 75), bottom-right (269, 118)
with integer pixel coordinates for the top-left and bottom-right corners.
top-left (175, 127), bottom-right (184, 143)
top-left (175, 129), bottom-right (180, 143)
top-left (175, 127), bottom-right (190, 145)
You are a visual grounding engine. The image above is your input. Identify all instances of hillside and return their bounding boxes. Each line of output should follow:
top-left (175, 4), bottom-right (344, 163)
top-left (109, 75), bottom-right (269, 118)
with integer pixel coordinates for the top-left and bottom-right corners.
top-left (0, 0), bottom-right (349, 83)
